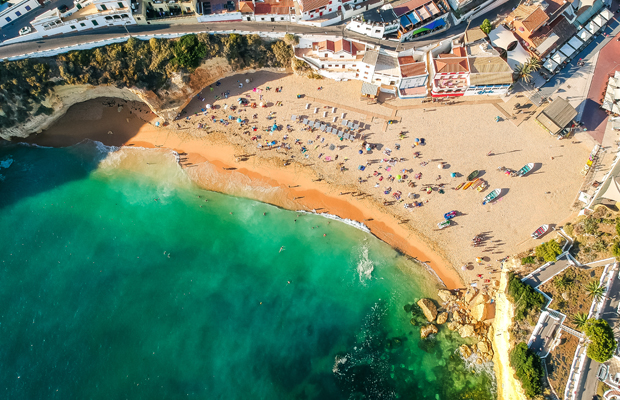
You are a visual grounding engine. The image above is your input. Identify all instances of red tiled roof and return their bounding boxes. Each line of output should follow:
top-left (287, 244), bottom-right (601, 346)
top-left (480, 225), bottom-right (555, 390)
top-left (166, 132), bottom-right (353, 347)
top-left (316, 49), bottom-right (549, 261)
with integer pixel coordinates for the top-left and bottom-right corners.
top-left (398, 55), bottom-right (415, 65)
top-left (255, 0), bottom-right (294, 14)
top-left (400, 62), bottom-right (426, 77)
top-left (315, 39), bottom-right (364, 55)
top-left (522, 7), bottom-right (549, 32)
top-left (298, 0), bottom-right (330, 12)
top-left (238, 1), bottom-right (254, 13)
top-left (452, 46), bottom-right (466, 57)
top-left (434, 57), bottom-right (469, 73)
top-left (393, 0), bottom-right (434, 17)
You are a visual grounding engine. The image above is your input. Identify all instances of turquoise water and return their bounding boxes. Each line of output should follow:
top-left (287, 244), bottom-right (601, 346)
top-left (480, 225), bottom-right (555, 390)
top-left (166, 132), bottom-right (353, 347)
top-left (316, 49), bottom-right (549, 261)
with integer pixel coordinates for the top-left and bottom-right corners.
top-left (0, 141), bottom-right (495, 400)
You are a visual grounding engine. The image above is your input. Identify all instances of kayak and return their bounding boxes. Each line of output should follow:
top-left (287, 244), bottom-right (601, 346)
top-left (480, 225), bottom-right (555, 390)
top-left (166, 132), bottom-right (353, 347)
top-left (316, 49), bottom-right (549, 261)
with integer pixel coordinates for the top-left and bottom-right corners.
top-left (455, 182), bottom-right (465, 190)
top-left (482, 188), bottom-right (501, 205)
top-left (471, 179), bottom-right (483, 190)
top-left (463, 180), bottom-right (475, 190)
top-left (438, 220), bottom-right (451, 229)
top-left (477, 180), bottom-right (488, 192)
top-left (517, 163), bottom-right (534, 177)
top-left (467, 170), bottom-right (479, 181)
top-left (444, 210), bottom-right (457, 219)
top-left (531, 224), bottom-right (549, 239)
top-left (465, 178), bottom-right (480, 190)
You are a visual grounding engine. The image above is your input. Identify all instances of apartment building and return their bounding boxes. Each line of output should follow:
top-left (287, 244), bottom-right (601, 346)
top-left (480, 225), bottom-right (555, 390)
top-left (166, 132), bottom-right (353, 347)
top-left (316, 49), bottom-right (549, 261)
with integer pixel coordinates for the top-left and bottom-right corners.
top-left (238, 0), bottom-right (296, 22)
top-left (0, 0), bottom-right (41, 28)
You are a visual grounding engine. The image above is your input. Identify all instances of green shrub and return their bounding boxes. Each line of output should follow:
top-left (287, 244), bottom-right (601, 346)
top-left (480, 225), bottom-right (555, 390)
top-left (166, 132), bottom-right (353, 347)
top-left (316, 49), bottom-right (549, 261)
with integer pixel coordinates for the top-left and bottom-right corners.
top-left (612, 242), bottom-right (620, 260)
top-left (583, 217), bottom-right (600, 235)
top-left (507, 273), bottom-right (545, 323)
top-left (480, 19), bottom-right (493, 34)
top-left (584, 319), bottom-right (617, 363)
top-left (521, 256), bottom-right (536, 265)
top-left (535, 240), bottom-right (562, 262)
top-left (564, 223), bottom-right (574, 237)
top-left (173, 34), bottom-right (207, 70)
top-left (509, 342), bottom-right (543, 398)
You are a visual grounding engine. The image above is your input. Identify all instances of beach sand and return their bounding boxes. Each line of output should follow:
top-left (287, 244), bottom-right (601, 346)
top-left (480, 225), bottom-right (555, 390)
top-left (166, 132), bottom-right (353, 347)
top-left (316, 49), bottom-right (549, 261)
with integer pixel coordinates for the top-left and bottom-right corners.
top-left (27, 71), bottom-right (594, 290)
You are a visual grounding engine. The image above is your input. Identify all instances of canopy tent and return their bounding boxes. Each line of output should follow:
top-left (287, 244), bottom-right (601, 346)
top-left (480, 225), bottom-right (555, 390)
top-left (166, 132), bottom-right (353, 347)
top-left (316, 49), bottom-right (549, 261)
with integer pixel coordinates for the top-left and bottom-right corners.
top-left (559, 43), bottom-right (576, 58)
top-left (585, 20), bottom-right (600, 34)
top-left (605, 90), bottom-right (615, 103)
top-left (603, 100), bottom-right (614, 111)
top-left (543, 58), bottom-right (559, 72)
top-left (489, 25), bottom-right (517, 50)
top-left (614, 104), bottom-right (620, 115)
top-left (600, 8), bottom-right (613, 21)
top-left (551, 51), bottom-right (567, 65)
top-left (568, 36), bottom-right (584, 51)
top-left (600, 177), bottom-right (620, 203)
top-left (592, 14), bottom-right (606, 28)
top-left (577, 28), bottom-right (592, 42)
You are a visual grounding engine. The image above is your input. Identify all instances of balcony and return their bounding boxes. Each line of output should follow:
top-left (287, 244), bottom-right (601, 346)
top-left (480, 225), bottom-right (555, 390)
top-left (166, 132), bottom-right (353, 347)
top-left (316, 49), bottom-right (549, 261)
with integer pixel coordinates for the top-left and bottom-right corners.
top-left (434, 77), bottom-right (467, 90)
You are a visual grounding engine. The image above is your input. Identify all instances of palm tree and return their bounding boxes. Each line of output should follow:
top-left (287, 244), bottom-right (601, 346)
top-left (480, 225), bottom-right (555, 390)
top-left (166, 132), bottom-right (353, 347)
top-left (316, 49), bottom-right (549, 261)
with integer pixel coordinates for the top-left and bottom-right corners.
top-left (513, 62), bottom-right (533, 84)
top-left (526, 57), bottom-right (542, 72)
top-left (554, 275), bottom-right (574, 291)
top-left (572, 312), bottom-right (589, 329)
top-left (585, 280), bottom-right (605, 302)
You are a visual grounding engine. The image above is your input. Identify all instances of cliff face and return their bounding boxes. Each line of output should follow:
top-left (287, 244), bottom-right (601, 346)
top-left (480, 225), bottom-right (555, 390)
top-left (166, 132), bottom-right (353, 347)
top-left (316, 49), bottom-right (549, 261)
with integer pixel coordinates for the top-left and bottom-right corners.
top-left (1, 57), bottom-right (235, 141)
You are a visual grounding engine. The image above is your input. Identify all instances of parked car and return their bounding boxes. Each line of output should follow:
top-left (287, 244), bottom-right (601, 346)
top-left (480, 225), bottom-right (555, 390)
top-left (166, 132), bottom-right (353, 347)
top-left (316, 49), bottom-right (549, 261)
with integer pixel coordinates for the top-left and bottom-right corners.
top-left (58, 5), bottom-right (69, 12)
top-left (18, 26), bottom-right (32, 36)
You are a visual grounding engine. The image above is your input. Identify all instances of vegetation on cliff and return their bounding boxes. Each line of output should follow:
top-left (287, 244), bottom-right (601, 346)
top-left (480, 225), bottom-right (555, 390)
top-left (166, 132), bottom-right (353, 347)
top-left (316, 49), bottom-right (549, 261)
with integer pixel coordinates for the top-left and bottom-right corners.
top-left (507, 272), bottom-right (545, 324)
top-left (509, 342), bottom-right (544, 398)
top-left (0, 34), bottom-right (295, 129)
top-left (584, 318), bottom-right (617, 363)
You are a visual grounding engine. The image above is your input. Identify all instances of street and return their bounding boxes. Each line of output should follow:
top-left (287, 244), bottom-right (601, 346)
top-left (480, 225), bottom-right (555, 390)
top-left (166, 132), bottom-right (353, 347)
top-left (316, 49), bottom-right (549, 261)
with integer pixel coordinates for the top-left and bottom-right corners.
top-left (0, 0), bottom-right (520, 59)
top-left (575, 267), bottom-right (620, 400)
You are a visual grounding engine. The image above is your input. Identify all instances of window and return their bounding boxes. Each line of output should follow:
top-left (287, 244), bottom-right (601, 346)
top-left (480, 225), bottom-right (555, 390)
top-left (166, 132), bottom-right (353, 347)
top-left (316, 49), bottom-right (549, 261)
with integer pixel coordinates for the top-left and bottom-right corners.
top-left (5, 17), bottom-right (11, 22)
top-left (70, 25), bottom-right (76, 29)
top-left (25, 5), bottom-right (31, 11)
top-left (113, 15), bottom-right (121, 19)
top-left (121, 13), bottom-right (128, 17)
top-left (390, 81), bottom-right (395, 85)
top-left (92, 20), bottom-right (99, 26)
top-left (118, 2), bottom-right (125, 8)
top-left (105, 16), bottom-right (113, 20)
top-left (340, 55), bottom-right (344, 58)
top-left (15, 11), bottom-right (21, 16)
top-left (76, 3), bottom-right (82, 9)
top-left (100, 4), bottom-right (107, 10)
top-left (280, 17), bottom-right (284, 20)
top-left (186, 7), bottom-right (190, 11)
top-left (80, 22), bottom-right (86, 26)
top-left (375, 30), bottom-right (380, 33)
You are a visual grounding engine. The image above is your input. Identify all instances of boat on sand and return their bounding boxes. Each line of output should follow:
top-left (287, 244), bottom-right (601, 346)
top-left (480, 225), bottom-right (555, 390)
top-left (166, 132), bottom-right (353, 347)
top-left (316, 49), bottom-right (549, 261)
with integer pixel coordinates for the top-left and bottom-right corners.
top-left (517, 163), bottom-right (534, 177)
top-left (438, 220), bottom-right (451, 229)
top-left (467, 170), bottom-right (479, 181)
top-left (482, 189), bottom-right (501, 205)
top-left (531, 224), bottom-right (549, 239)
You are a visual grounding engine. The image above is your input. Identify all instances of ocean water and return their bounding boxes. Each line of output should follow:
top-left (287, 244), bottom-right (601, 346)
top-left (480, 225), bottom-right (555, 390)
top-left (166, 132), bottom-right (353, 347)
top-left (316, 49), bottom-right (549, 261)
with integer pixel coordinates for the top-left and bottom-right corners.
top-left (0, 140), bottom-right (495, 400)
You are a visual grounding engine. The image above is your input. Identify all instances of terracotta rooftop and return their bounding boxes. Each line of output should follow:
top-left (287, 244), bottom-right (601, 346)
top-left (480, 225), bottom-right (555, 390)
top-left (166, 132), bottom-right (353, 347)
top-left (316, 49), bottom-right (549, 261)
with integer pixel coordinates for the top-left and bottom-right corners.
top-left (400, 62), bottom-right (426, 77)
top-left (255, 0), bottom-right (294, 14)
top-left (521, 7), bottom-right (549, 32)
top-left (398, 55), bottom-right (415, 65)
top-left (434, 57), bottom-right (469, 73)
top-left (238, 1), bottom-right (254, 13)
top-left (315, 39), bottom-right (365, 55)
top-left (530, 15), bottom-right (576, 57)
top-left (298, 0), bottom-right (330, 12)
top-left (392, 0), bottom-right (434, 17)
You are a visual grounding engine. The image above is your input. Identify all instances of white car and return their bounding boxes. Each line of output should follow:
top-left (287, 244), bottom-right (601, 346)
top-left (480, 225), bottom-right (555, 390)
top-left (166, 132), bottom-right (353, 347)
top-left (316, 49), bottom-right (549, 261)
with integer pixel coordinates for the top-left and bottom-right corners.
top-left (19, 26), bottom-right (32, 36)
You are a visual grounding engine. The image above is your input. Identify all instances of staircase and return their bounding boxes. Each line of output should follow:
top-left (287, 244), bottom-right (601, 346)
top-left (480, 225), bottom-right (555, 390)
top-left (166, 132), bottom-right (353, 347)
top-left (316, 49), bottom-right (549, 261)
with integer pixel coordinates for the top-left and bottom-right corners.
top-left (560, 324), bottom-right (585, 340)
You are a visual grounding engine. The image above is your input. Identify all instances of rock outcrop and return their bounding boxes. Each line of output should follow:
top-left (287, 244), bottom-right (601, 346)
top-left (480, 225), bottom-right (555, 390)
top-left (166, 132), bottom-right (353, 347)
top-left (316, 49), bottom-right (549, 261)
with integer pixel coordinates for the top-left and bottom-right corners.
top-left (458, 324), bottom-right (475, 338)
top-left (437, 289), bottom-right (457, 303)
top-left (420, 324), bottom-right (438, 339)
top-left (459, 344), bottom-right (473, 359)
top-left (447, 321), bottom-right (461, 331)
top-left (471, 302), bottom-right (490, 321)
top-left (436, 312), bottom-right (448, 325)
top-left (464, 288), bottom-right (478, 304)
top-left (417, 299), bottom-right (438, 322)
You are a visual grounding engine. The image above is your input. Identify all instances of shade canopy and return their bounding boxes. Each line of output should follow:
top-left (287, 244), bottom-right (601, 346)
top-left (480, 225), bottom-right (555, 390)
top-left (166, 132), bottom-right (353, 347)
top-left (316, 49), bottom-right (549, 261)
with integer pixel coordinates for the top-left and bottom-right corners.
top-left (544, 58), bottom-right (559, 72)
top-left (592, 15), bottom-right (605, 28)
top-left (585, 21), bottom-right (600, 34)
top-left (551, 51), bottom-right (566, 65)
top-left (600, 177), bottom-right (620, 203)
top-left (559, 43), bottom-right (576, 58)
top-left (577, 28), bottom-right (592, 42)
top-left (600, 8), bottom-right (613, 21)
top-left (568, 36), bottom-right (584, 51)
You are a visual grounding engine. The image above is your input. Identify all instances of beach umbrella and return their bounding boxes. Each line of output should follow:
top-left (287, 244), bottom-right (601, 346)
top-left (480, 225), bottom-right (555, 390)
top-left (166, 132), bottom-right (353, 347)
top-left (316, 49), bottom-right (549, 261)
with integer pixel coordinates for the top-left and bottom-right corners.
top-left (476, 257), bottom-right (483, 263)
top-left (461, 265), bottom-right (467, 271)
top-left (246, 79), bottom-right (250, 83)
top-left (438, 163), bottom-right (443, 169)
top-left (397, 175), bottom-right (402, 180)
top-left (155, 121), bottom-right (160, 127)
top-left (206, 104), bottom-right (211, 109)
top-left (358, 150), bottom-right (363, 154)
top-left (260, 102), bottom-right (264, 107)
top-left (329, 144), bottom-right (336, 151)
top-left (415, 138), bottom-right (420, 143)
top-left (237, 117), bottom-right (242, 123)
top-left (272, 123), bottom-right (277, 131)
top-left (451, 172), bottom-right (456, 178)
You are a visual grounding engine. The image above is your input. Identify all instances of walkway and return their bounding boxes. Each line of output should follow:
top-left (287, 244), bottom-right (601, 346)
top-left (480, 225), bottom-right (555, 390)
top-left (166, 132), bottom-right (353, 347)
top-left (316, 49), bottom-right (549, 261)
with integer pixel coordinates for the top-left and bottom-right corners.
top-left (521, 253), bottom-right (572, 288)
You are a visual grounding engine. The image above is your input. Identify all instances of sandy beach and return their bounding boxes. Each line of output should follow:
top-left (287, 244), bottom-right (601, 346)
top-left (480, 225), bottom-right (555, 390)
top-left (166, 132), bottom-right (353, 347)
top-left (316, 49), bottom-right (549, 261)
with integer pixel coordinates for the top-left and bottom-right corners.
top-left (27, 70), bottom-right (594, 290)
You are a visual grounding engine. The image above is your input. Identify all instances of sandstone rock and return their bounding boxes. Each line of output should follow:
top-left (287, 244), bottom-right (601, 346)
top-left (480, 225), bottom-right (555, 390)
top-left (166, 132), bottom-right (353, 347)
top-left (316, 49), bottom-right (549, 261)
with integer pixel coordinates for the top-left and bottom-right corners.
top-left (447, 321), bottom-right (461, 331)
top-left (436, 312), bottom-right (448, 325)
top-left (458, 324), bottom-right (475, 338)
top-left (471, 302), bottom-right (489, 321)
top-left (476, 358), bottom-right (483, 365)
top-left (471, 293), bottom-right (490, 307)
top-left (484, 352), bottom-right (493, 362)
top-left (464, 288), bottom-right (478, 304)
top-left (437, 289), bottom-right (457, 303)
top-left (459, 344), bottom-right (472, 359)
top-left (452, 311), bottom-right (464, 324)
top-left (417, 299), bottom-right (438, 322)
top-left (420, 324), bottom-right (438, 339)
top-left (477, 341), bottom-right (490, 354)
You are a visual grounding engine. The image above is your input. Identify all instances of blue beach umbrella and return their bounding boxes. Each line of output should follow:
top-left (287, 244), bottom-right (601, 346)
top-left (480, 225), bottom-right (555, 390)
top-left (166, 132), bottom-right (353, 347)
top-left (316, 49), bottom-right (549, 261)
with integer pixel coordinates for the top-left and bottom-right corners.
top-left (451, 172), bottom-right (457, 178)
top-left (237, 117), bottom-right (242, 123)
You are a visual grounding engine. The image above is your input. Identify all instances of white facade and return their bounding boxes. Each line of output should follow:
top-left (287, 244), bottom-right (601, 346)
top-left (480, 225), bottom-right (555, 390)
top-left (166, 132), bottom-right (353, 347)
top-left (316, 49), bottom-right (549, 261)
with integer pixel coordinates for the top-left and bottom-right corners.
top-left (0, 0), bottom-right (40, 28)
top-left (346, 18), bottom-right (398, 39)
top-left (31, 0), bottom-right (135, 36)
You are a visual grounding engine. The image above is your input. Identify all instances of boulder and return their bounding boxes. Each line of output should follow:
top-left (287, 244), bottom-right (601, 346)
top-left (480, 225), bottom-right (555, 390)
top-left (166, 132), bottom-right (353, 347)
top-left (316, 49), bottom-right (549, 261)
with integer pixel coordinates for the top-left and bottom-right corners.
top-left (472, 293), bottom-right (490, 307)
top-left (452, 311), bottom-right (464, 324)
top-left (437, 289), bottom-right (457, 303)
top-left (464, 288), bottom-right (478, 304)
top-left (436, 312), bottom-right (448, 325)
top-left (471, 303), bottom-right (489, 322)
top-left (458, 324), bottom-right (475, 338)
top-left (459, 344), bottom-right (472, 359)
top-left (420, 324), bottom-right (438, 339)
top-left (483, 352), bottom-right (493, 362)
top-left (417, 299), bottom-right (438, 322)
top-left (447, 321), bottom-right (461, 331)
top-left (476, 358), bottom-right (483, 365)
top-left (477, 341), bottom-right (490, 354)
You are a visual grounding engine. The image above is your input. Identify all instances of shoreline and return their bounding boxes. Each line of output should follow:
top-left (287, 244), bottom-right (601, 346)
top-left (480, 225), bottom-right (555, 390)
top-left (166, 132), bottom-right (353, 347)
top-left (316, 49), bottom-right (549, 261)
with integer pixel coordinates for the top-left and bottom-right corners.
top-left (25, 97), bottom-right (462, 289)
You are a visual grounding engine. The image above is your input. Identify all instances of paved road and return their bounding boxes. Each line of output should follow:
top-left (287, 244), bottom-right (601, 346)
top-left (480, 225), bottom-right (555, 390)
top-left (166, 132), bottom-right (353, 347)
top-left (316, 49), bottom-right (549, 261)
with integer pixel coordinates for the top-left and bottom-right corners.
top-left (521, 254), bottom-right (571, 288)
top-left (0, 0), bottom-right (75, 39)
top-left (575, 266), bottom-right (620, 400)
top-left (0, 0), bottom-right (520, 59)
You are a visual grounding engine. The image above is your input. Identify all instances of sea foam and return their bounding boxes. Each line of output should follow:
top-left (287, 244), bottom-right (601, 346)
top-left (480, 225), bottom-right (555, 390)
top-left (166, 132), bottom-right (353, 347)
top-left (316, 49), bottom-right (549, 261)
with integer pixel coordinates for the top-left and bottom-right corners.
top-left (298, 210), bottom-right (371, 233)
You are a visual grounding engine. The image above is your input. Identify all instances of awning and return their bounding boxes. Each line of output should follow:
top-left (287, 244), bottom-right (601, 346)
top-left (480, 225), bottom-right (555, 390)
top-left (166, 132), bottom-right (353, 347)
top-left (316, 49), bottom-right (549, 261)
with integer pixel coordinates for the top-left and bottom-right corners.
top-left (577, 29), bottom-right (592, 42)
top-left (544, 58), bottom-right (559, 72)
top-left (602, 100), bottom-right (614, 111)
top-left (600, 8), bottom-right (613, 21)
top-left (592, 15), bottom-right (606, 28)
top-left (568, 36), bottom-right (584, 51)
top-left (614, 104), bottom-right (620, 115)
top-left (489, 25), bottom-right (517, 50)
top-left (600, 177), bottom-right (620, 203)
top-left (585, 21), bottom-right (601, 34)
top-left (559, 43), bottom-right (576, 58)
top-left (551, 52), bottom-right (566, 65)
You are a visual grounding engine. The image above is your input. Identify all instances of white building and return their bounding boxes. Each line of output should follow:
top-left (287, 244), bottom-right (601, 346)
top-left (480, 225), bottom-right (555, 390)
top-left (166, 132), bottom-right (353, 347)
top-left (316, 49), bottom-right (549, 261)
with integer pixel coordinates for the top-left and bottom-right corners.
top-left (346, 5), bottom-right (399, 39)
top-left (0, 0), bottom-right (41, 28)
top-left (31, 0), bottom-right (135, 36)
top-left (238, 0), bottom-right (297, 22)
top-left (397, 49), bottom-right (428, 98)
